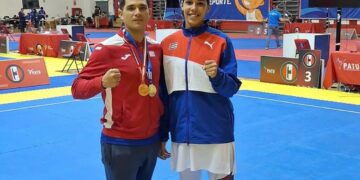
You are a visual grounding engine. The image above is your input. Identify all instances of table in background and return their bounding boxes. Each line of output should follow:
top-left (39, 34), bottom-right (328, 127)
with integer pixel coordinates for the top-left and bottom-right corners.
top-left (19, 33), bottom-right (69, 57)
top-left (323, 51), bottom-right (360, 89)
top-left (99, 17), bottom-right (109, 28)
top-left (284, 23), bottom-right (325, 33)
top-left (283, 33), bottom-right (330, 61)
top-left (56, 25), bottom-right (84, 41)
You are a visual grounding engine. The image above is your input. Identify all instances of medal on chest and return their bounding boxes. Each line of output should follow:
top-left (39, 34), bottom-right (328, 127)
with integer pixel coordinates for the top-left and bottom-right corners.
top-left (128, 35), bottom-right (157, 97)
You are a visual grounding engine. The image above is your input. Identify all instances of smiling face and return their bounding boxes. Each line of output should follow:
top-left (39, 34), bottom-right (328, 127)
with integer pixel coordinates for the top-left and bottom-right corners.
top-left (120, 0), bottom-right (149, 34)
top-left (181, 0), bottom-right (209, 29)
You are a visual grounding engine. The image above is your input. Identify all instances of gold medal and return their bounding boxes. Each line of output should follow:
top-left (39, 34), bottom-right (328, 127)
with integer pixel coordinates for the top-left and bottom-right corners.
top-left (138, 83), bottom-right (149, 96)
top-left (148, 84), bottom-right (157, 97)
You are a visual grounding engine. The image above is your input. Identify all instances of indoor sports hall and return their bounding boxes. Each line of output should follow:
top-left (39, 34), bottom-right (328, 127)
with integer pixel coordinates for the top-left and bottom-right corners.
top-left (1, 0), bottom-right (360, 179)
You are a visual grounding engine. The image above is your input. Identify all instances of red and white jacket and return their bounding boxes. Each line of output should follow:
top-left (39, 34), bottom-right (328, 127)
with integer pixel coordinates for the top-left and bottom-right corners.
top-left (72, 30), bottom-right (164, 144)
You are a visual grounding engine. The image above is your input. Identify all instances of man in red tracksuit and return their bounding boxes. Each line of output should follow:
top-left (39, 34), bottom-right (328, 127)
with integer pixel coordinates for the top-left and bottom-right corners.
top-left (71, 0), bottom-right (167, 179)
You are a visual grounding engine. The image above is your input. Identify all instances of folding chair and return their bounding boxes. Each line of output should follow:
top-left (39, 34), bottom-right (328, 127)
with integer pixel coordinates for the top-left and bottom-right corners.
top-left (0, 25), bottom-right (15, 41)
top-left (61, 42), bottom-right (86, 73)
top-left (76, 33), bottom-right (94, 45)
top-left (76, 33), bottom-right (94, 53)
top-left (61, 28), bottom-right (72, 39)
top-left (294, 39), bottom-right (311, 57)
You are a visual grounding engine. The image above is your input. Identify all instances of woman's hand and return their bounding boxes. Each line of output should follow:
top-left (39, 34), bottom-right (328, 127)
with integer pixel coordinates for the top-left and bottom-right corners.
top-left (203, 60), bottom-right (218, 78)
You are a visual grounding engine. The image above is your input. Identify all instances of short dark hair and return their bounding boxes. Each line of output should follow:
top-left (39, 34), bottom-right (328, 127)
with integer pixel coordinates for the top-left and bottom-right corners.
top-left (120, 0), bottom-right (150, 10)
top-left (181, 0), bottom-right (210, 5)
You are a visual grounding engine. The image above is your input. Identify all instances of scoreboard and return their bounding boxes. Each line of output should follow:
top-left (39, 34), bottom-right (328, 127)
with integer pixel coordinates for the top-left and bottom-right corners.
top-left (260, 50), bottom-right (322, 88)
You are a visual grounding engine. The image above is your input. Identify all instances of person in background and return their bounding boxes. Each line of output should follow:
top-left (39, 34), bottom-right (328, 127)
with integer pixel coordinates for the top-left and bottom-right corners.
top-left (159, 0), bottom-right (242, 179)
top-left (71, 0), bottom-right (166, 179)
top-left (265, 4), bottom-right (290, 50)
top-left (38, 7), bottom-right (47, 30)
top-left (38, 7), bottom-right (46, 20)
top-left (108, 0), bottom-right (116, 28)
top-left (93, 6), bottom-right (102, 28)
top-left (30, 9), bottom-right (39, 29)
top-left (77, 11), bottom-right (85, 25)
top-left (292, 15), bottom-right (302, 23)
top-left (18, 8), bottom-right (26, 33)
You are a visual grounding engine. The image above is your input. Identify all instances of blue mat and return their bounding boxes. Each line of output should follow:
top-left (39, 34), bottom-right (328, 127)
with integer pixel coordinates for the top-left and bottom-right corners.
top-left (0, 57), bottom-right (13, 61)
top-left (231, 38), bottom-right (283, 49)
top-left (86, 32), bottom-right (116, 39)
top-left (237, 60), bottom-right (260, 79)
top-left (0, 75), bottom-right (76, 94)
top-left (9, 41), bottom-right (19, 51)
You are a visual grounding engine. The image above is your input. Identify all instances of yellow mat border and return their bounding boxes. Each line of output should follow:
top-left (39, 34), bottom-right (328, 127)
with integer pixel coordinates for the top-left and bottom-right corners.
top-left (241, 79), bottom-right (360, 105)
top-left (0, 79), bottom-right (359, 105)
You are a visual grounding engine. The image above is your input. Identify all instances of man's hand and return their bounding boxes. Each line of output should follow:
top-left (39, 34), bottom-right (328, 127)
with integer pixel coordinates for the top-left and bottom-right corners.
top-left (102, 68), bottom-right (121, 88)
top-left (203, 60), bottom-right (218, 78)
top-left (158, 142), bottom-right (171, 160)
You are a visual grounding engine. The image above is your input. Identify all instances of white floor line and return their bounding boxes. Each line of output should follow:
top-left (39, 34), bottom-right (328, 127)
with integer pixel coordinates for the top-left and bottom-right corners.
top-left (1, 94), bottom-right (358, 115)
top-left (0, 97), bottom-right (101, 113)
top-left (235, 94), bottom-right (360, 115)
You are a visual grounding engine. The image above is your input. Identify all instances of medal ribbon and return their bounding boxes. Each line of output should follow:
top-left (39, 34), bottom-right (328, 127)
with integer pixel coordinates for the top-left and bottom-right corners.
top-left (146, 53), bottom-right (153, 85)
top-left (123, 31), bottom-right (154, 97)
top-left (125, 31), bottom-right (150, 84)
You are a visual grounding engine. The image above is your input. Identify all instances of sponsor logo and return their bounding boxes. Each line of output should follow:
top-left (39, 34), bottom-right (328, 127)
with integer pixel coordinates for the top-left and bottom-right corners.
top-left (210, 0), bottom-right (231, 5)
top-left (204, 41), bottom-right (215, 49)
top-left (6, 65), bottom-right (25, 83)
top-left (121, 54), bottom-right (131, 60)
top-left (169, 42), bottom-right (178, 50)
top-left (263, 66), bottom-right (276, 74)
top-left (27, 69), bottom-right (42, 75)
top-left (335, 58), bottom-right (344, 67)
top-left (335, 58), bottom-right (360, 71)
top-left (302, 53), bottom-right (316, 67)
top-left (343, 63), bottom-right (360, 71)
top-left (280, 61), bottom-right (298, 83)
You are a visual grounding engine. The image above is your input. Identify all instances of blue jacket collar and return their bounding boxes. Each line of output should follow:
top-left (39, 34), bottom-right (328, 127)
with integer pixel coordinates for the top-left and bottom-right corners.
top-left (118, 29), bottom-right (144, 48)
top-left (182, 20), bottom-right (209, 37)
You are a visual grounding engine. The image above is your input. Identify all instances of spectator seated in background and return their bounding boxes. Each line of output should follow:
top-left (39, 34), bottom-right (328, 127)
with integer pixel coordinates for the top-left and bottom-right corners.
top-left (292, 15), bottom-right (302, 23)
top-left (85, 17), bottom-right (94, 28)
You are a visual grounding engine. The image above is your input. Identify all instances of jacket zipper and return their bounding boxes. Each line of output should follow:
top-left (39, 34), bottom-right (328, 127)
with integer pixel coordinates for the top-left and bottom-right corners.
top-left (184, 35), bottom-right (192, 145)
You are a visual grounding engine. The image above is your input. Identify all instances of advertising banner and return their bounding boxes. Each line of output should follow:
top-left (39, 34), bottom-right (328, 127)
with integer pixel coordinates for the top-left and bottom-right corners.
top-left (0, 58), bottom-right (49, 90)
top-left (261, 50), bottom-right (323, 88)
top-left (164, 0), bottom-right (269, 21)
top-left (297, 50), bottom-right (322, 88)
top-left (207, 0), bottom-right (269, 21)
top-left (260, 56), bottom-right (299, 85)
